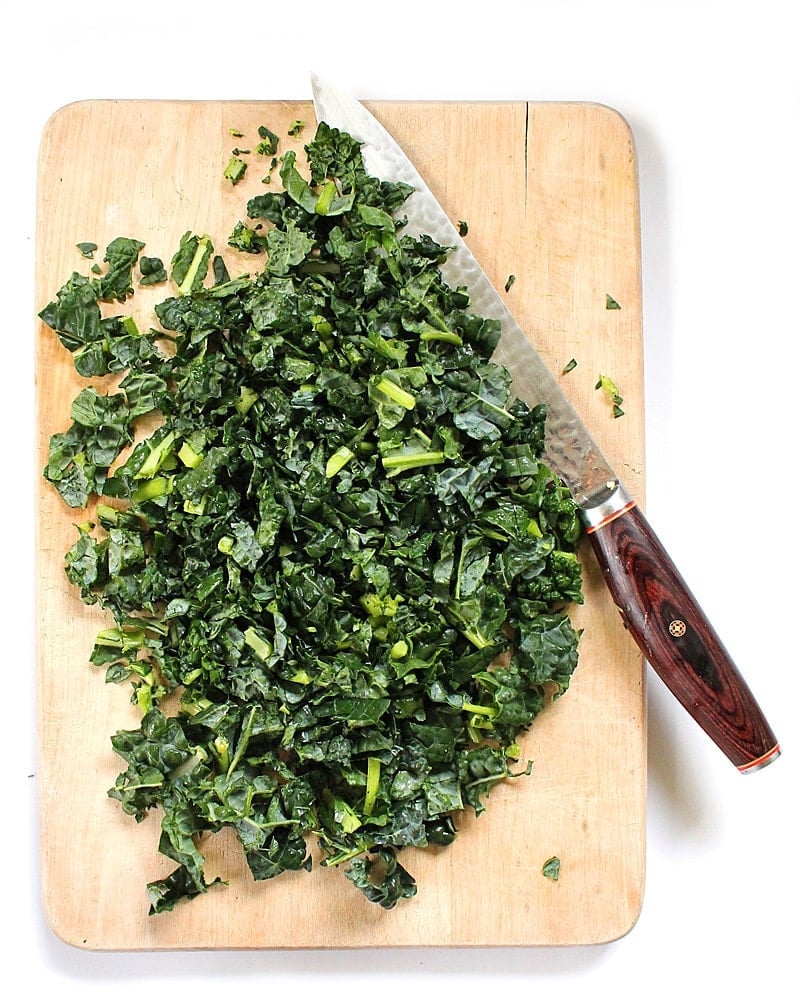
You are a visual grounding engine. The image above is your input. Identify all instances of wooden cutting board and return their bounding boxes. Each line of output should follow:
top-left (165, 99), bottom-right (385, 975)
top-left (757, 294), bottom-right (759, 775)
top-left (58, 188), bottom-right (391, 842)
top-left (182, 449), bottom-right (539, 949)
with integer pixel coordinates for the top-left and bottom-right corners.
top-left (35, 99), bottom-right (646, 949)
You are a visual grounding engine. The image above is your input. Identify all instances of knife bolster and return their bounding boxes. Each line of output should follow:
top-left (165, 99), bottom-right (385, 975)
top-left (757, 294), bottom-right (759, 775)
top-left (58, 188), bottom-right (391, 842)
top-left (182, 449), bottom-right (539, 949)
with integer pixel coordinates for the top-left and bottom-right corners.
top-left (579, 481), bottom-right (634, 531)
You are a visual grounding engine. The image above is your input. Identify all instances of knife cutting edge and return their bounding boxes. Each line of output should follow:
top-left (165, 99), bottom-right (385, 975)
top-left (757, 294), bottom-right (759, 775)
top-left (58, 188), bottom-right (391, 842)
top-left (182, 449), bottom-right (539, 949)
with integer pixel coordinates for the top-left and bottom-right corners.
top-left (310, 75), bottom-right (780, 773)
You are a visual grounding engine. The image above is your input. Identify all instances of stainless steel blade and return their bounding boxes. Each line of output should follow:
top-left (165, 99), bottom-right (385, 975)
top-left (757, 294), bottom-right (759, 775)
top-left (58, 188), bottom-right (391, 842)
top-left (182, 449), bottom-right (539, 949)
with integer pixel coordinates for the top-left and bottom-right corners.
top-left (310, 74), bottom-right (619, 508)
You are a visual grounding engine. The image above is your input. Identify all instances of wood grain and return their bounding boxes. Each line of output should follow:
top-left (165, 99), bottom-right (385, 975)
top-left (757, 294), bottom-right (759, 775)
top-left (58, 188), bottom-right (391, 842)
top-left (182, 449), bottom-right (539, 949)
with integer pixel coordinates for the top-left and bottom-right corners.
top-left (586, 502), bottom-right (779, 771)
top-left (35, 99), bottom-right (646, 949)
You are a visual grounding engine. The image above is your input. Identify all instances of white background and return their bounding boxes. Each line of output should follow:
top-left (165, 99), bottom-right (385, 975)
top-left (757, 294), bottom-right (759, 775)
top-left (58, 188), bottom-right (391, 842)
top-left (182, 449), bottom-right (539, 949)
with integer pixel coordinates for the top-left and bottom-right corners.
top-left (3, 0), bottom-right (797, 998)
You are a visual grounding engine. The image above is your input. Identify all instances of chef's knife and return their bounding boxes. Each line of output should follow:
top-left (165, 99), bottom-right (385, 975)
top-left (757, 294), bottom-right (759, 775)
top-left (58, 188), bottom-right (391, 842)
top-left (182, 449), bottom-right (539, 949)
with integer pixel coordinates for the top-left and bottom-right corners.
top-left (310, 76), bottom-right (780, 773)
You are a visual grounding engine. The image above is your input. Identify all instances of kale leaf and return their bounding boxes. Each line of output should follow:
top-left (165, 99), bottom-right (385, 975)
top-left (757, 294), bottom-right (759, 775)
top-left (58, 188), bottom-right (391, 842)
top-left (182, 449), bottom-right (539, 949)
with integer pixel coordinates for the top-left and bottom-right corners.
top-left (41, 121), bottom-right (584, 915)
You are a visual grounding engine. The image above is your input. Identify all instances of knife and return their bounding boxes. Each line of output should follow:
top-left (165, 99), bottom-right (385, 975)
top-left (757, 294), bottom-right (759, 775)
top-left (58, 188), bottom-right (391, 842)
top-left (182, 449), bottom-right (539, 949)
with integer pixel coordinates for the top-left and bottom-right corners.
top-left (310, 75), bottom-right (780, 774)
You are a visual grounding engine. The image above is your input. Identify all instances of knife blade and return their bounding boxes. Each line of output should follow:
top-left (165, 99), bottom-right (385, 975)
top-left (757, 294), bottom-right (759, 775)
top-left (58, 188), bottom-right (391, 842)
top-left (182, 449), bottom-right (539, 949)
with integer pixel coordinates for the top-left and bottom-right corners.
top-left (310, 75), bottom-right (780, 773)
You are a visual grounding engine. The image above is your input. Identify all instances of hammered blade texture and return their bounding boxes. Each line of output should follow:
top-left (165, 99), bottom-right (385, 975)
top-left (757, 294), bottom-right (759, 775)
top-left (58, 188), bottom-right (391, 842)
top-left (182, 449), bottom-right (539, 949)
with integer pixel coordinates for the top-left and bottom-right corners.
top-left (311, 76), bottom-right (618, 506)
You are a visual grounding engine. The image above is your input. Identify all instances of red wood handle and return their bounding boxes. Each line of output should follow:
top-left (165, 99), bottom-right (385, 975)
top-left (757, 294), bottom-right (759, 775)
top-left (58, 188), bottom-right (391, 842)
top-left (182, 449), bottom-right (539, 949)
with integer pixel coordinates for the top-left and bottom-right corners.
top-left (583, 495), bottom-right (779, 772)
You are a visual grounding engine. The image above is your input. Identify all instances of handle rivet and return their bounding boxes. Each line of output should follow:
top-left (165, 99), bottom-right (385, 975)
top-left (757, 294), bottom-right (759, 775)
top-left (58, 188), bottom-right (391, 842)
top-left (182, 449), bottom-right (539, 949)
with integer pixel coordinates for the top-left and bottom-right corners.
top-left (669, 619), bottom-right (687, 637)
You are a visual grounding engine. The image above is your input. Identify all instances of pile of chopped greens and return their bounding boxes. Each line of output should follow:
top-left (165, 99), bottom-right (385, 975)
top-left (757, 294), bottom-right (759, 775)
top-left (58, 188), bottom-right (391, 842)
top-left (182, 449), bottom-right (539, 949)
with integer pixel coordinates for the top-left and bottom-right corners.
top-left (41, 122), bottom-right (583, 914)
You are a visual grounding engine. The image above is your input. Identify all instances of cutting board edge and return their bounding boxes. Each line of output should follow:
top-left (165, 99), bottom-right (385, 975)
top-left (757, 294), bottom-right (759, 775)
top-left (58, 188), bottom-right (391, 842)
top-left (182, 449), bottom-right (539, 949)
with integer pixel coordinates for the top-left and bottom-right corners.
top-left (34, 98), bottom-right (647, 951)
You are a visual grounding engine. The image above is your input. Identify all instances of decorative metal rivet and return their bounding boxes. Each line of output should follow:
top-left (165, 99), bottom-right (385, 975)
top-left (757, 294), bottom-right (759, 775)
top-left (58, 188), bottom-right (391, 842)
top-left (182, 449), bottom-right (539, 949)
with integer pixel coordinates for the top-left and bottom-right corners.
top-left (669, 619), bottom-right (687, 637)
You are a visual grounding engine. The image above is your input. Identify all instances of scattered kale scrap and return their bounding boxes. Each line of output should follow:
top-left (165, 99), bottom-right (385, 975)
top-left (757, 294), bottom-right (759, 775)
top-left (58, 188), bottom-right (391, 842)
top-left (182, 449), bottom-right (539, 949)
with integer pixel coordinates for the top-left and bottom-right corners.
top-left (41, 122), bottom-right (584, 915)
top-left (595, 373), bottom-right (625, 418)
top-left (542, 855), bottom-right (561, 881)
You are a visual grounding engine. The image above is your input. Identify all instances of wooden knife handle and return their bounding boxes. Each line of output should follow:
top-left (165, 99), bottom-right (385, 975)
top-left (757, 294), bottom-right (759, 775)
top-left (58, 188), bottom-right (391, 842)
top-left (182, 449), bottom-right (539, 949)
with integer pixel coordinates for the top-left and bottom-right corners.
top-left (581, 485), bottom-right (780, 773)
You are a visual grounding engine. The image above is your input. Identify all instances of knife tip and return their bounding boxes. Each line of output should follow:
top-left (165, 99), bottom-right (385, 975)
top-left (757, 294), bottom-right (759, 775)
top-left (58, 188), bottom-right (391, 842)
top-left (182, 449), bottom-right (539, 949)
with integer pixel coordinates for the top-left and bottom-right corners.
top-left (309, 71), bottom-right (332, 124)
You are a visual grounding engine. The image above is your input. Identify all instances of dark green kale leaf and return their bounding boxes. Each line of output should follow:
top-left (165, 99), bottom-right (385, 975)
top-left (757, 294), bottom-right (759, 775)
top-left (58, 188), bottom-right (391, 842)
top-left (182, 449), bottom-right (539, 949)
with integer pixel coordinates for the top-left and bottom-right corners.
top-left (43, 121), bottom-right (585, 916)
top-left (139, 255), bottom-right (168, 286)
top-left (39, 272), bottom-right (106, 375)
top-left (256, 125), bottom-right (280, 156)
top-left (39, 250), bottom-right (167, 378)
top-left (170, 232), bottom-right (214, 294)
top-left (98, 237), bottom-right (146, 301)
top-left (228, 221), bottom-right (268, 254)
top-left (44, 388), bottom-right (133, 506)
top-left (344, 848), bottom-right (417, 908)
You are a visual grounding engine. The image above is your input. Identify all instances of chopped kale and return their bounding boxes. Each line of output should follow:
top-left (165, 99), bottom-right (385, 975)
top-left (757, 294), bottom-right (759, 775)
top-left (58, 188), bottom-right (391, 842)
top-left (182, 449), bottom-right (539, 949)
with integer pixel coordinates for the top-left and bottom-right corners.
top-left (542, 855), bottom-right (560, 880)
top-left (139, 256), bottom-right (167, 286)
top-left (223, 155), bottom-right (247, 185)
top-left (595, 373), bottom-right (624, 418)
top-left (41, 120), bottom-right (584, 915)
top-left (227, 221), bottom-right (268, 254)
top-left (170, 231), bottom-right (213, 294)
top-left (98, 237), bottom-right (146, 302)
top-left (256, 125), bottom-right (280, 156)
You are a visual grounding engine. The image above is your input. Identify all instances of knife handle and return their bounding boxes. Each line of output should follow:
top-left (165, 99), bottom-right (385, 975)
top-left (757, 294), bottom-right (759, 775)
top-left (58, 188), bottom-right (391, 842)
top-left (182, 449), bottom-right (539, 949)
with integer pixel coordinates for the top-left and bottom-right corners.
top-left (581, 485), bottom-right (780, 773)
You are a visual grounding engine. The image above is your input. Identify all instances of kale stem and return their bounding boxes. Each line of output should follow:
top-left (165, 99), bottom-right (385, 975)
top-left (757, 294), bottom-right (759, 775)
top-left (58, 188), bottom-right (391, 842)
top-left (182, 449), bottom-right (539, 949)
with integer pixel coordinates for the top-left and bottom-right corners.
top-left (135, 431), bottom-right (177, 479)
top-left (177, 234), bottom-right (211, 295)
top-left (315, 180), bottom-right (338, 215)
top-left (325, 446), bottom-right (355, 478)
top-left (472, 393), bottom-right (514, 421)
top-left (376, 376), bottom-right (416, 410)
top-left (464, 769), bottom-right (508, 789)
top-left (226, 707), bottom-right (257, 779)
top-left (363, 757), bottom-right (381, 816)
top-left (462, 702), bottom-right (498, 718)
top-left (323, 844), bottom-right (368, 868)
top-left (420, 328), bottom-right (462, 346)
top-left (461, 626), bottom-right (492, 650)
top-left (381, 450), bottom-right (445, 474)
